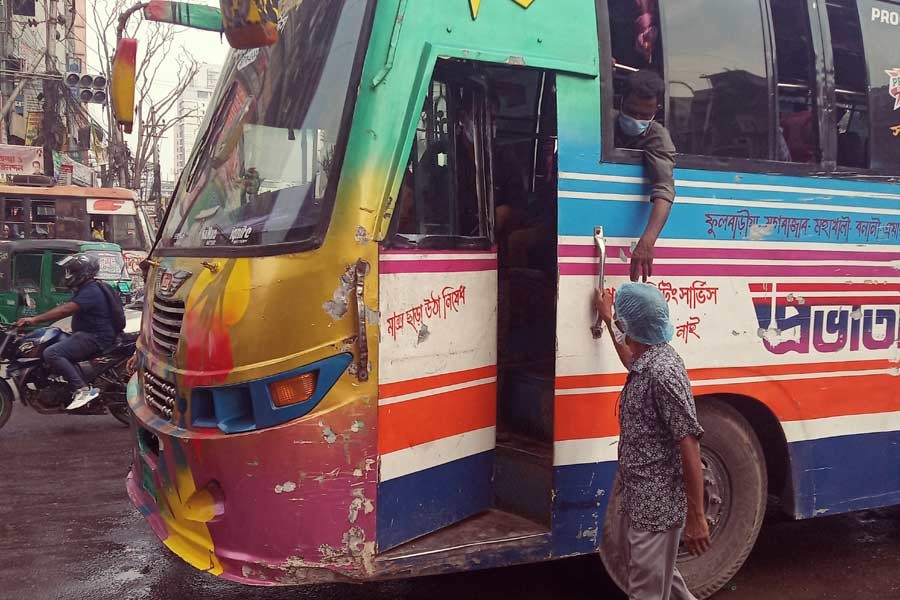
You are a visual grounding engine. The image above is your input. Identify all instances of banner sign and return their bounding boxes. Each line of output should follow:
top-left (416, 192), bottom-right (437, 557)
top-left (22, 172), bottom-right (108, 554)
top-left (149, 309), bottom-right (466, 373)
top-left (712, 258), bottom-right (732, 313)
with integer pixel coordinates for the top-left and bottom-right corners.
top-left (53, 151), bottom-right (95, 186)
top-left (0, 145), bottom-right (44, 176)
top-left (24, 111), bottom-right (42, 146)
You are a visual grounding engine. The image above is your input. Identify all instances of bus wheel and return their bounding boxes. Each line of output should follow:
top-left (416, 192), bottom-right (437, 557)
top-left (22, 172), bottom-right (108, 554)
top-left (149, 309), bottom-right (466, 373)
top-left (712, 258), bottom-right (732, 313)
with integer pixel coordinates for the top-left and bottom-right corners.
top-left (677, 400), bottom-right (767, 599)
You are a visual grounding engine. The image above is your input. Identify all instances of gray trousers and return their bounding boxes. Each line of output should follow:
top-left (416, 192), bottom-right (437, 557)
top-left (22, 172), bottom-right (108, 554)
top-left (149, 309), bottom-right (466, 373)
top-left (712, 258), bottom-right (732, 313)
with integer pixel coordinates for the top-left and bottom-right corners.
top-left (619, 512), bottom-right (697, 600)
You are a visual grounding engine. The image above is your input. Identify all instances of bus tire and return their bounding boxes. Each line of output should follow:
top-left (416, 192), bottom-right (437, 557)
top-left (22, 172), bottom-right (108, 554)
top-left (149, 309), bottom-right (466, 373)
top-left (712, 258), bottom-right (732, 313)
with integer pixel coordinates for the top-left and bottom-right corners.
top-left (599, 400), bottom-right (767, 600)
top-left (678, 400), bottom-right (767, 599)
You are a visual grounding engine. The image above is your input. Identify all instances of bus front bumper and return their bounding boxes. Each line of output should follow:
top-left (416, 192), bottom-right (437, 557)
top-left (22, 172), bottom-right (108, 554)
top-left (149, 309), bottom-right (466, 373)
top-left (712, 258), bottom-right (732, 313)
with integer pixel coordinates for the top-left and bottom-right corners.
top-left (125, 377), bottom-right (369, 586)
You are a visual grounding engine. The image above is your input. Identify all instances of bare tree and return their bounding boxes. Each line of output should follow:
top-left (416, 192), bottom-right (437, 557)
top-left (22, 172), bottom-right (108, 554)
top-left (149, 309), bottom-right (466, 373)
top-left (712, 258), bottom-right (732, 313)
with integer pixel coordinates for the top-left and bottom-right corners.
top-left (91, 0), bottom-right (200, 189)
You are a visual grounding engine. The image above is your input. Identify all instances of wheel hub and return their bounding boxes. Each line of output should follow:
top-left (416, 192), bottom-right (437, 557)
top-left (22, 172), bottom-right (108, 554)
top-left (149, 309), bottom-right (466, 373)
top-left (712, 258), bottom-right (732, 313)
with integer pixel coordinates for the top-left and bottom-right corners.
top-left (678, 447), bottom-right (732, 559)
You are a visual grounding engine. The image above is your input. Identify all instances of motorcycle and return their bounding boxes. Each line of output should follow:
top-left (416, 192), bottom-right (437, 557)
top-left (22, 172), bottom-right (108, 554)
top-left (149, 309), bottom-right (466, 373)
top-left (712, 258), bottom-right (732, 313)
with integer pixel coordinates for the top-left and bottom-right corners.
top-left (0, 323), bottom-right (138, 431)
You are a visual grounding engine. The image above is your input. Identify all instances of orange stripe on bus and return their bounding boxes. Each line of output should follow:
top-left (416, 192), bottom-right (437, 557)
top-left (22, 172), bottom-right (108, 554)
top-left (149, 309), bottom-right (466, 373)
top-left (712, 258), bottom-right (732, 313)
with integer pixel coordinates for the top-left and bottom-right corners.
top-left (377, 382), bottom-right (497, 455)
top-left (554, 372), bottom-right (898, 442)
top-left (380, 365), bottom-right (497, 399)
top-left (555, 359), bottom-right (894, 390)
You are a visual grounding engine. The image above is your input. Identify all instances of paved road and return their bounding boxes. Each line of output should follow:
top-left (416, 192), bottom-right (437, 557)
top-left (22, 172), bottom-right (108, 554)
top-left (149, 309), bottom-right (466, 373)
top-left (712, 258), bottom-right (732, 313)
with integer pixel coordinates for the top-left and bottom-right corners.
top-left (1, 409), bottom-right (899, 600)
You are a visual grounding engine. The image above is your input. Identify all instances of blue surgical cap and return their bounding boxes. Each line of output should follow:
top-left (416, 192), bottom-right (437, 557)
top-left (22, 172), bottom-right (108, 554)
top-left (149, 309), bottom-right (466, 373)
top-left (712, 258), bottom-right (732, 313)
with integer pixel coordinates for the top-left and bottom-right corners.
top-left (614, 282), bottom-right (674, 346)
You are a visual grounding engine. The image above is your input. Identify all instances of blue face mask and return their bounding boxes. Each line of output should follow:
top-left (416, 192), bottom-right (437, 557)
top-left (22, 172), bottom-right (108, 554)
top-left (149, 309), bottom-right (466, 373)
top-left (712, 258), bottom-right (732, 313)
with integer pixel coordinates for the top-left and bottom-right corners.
top-left (618, 112), bottom-right (653, 137)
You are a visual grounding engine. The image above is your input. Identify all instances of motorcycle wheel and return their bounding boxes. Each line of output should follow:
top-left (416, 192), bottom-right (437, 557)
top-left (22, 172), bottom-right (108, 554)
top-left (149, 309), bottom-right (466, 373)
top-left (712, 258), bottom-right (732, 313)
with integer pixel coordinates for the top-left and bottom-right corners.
top-left (0, 382), bottom-right (12, 431)
top-left (108, 403), bottom-right (131, 427)
top-left (97, 361), bottom-right (131, 428)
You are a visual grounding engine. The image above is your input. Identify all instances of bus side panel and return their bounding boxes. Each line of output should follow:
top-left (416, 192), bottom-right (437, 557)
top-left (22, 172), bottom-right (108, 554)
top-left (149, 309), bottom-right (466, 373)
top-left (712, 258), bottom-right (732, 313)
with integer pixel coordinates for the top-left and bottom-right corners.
top-left (557, 154), bottom-right (900, 522)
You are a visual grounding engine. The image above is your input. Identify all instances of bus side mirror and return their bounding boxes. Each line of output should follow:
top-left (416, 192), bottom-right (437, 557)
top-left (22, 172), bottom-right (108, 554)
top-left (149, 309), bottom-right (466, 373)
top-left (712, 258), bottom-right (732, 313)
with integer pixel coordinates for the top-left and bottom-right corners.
top-left (220, 0), bottom-right (279, 49)
top-left (111, 38), bottom-right (138, 134)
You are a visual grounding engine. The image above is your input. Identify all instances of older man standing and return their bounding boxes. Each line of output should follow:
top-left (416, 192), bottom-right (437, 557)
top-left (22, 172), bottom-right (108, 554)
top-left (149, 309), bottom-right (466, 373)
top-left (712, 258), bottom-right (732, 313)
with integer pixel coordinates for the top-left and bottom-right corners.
top-left (595, 283), bottom-right (709, 600)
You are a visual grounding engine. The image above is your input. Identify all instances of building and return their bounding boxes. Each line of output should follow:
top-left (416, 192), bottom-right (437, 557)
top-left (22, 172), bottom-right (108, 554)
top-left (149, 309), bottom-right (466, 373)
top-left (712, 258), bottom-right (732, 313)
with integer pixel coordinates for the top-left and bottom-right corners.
top-left (1, 0), bottom-right (86, 138)
top-left (0, 0), bottom-right (93, 182)
top-left (172, 62), bottom-right (220, 179)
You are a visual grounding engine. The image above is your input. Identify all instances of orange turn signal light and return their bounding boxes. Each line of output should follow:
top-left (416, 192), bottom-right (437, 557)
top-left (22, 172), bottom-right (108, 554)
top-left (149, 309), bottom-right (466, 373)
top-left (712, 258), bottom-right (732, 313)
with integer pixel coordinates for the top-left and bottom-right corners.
top-left (270, 372), bottom-right (318, 408)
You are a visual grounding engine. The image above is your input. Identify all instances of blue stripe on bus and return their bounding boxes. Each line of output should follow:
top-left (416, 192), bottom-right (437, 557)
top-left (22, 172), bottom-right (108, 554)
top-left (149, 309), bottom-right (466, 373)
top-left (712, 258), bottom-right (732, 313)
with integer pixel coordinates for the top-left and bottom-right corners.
top-left (558, 177), bottom-right (900, 208)
top-left (551, 460), bottom-right (618, 556)
top-left (376, 450), bottom-right (494, 551)
top-left (789, 430), bottom-right (900, 519)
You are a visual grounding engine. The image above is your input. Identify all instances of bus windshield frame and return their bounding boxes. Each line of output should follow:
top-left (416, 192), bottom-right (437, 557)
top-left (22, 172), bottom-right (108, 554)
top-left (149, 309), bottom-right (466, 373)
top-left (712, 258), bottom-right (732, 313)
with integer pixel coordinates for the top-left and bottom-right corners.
top-left (157, 0), bottom-right (375, 257)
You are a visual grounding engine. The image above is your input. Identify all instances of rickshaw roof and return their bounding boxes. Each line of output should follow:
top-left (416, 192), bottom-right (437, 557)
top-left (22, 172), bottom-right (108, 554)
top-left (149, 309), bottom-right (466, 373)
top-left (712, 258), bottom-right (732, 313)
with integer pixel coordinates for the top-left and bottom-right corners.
top-left (0, 239), bottom-right (123, 254)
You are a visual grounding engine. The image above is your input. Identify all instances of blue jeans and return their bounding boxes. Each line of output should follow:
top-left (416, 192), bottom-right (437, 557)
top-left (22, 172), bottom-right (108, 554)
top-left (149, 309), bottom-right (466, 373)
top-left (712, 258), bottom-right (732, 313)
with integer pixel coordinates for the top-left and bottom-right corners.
top-left (43, 332), bottom-right (104, 390)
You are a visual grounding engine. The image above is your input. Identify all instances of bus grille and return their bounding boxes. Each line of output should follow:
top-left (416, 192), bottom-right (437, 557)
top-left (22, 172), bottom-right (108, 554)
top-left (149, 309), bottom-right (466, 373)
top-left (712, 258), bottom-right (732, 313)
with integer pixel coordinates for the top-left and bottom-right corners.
top-left (151, 296), bottom-right (184, 355)
top-left (142, 370), bottom-right (176, 420)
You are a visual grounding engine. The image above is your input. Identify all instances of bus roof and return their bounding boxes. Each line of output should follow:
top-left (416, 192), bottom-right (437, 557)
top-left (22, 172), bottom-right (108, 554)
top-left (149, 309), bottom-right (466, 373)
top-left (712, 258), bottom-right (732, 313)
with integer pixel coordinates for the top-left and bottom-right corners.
top-left (0, 185), bottom-right (138, 200)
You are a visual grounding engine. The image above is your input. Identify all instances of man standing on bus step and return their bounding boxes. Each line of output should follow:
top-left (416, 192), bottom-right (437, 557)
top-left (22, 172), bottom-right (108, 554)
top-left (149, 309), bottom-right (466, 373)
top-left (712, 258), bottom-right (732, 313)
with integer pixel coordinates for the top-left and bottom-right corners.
top-left (616, 69), bottom-right (676, 283)
top-left (15, 254), bottom-right (120, 410)
top-left (594, 283), bottom-right (709, 600)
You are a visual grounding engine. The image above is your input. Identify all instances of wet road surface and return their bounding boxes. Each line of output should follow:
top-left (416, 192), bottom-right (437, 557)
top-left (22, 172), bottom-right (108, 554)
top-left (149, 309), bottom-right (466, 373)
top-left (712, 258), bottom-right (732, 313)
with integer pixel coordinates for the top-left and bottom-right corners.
top-left (1, 409), bottom-right (899, 600)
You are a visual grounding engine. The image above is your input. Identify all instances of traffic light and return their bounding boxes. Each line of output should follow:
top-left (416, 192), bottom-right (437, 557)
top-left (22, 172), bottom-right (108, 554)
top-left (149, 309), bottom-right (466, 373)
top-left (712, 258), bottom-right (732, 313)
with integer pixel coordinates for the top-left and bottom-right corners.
top-left (65, 70), bottom-right (108, 104)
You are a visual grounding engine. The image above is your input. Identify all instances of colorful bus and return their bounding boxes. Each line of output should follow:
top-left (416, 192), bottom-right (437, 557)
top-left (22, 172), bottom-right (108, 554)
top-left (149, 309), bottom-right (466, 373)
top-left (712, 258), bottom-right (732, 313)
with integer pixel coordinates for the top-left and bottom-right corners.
top-left (125, 0), bottom-right (900, 596)
top-left (0, 184), bottom-right (153, 282)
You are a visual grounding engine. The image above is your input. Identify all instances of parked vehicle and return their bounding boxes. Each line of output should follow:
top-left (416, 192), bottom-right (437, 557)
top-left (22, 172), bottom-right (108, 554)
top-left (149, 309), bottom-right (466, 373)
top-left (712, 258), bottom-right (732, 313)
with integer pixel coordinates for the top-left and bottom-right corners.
top-left (0, 323), bottom-right (137, 430)
top-left (0, 240), bottom-right (133, 325)
top-left (0, 184), bottom-right (152, 288)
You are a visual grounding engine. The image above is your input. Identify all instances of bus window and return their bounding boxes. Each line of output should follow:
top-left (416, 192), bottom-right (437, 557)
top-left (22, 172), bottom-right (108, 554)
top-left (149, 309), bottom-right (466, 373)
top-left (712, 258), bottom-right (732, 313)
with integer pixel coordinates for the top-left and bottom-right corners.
top-left (54, 198), bottom-right (87, 240)
top-left (663, 0), bottom-right (770, 159)
top-left (857, 0), bottom-right (900, 172)
top-left (827, 0), bottom-right (870, 169)
top-left (392, 74), bottom-right (489, 245)
top-left (3, 199), bottom-right (25, 240)
top-left (107, 214), bottom-right (142, 250)
top-left (607, 0), bottom-right (663, 113)
top-left (772, 0), bottom-right (819, 163)
top-left (31, 201), bottom-right (56, 239)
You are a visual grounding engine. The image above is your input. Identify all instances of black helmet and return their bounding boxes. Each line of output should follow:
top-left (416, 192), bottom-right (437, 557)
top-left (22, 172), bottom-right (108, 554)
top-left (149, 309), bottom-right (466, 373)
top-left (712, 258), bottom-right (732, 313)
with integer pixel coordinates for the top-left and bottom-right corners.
top-left (57, 253), bottom-right (100, 289)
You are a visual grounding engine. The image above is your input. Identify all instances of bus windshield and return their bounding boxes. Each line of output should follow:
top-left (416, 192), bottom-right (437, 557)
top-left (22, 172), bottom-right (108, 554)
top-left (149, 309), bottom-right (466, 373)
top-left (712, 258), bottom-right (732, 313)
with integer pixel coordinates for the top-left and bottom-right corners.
top-left (160, 0), bottom-right (370, 250)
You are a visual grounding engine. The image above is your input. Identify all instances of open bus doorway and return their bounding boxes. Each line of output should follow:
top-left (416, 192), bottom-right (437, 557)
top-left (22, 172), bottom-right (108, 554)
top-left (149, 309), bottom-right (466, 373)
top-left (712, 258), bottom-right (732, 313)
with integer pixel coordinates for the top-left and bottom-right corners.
top-left (379, 59), bottom-right (558, 551)
top-left (492, 67), bottom-right (558, 529)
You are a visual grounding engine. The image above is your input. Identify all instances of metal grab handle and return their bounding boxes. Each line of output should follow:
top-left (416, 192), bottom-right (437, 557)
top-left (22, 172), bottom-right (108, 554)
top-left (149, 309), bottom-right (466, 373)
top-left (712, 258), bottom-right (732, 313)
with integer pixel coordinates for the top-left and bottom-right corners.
top-left (591, 226), bottom-right (606, 339)
top-left (354, 259), bottom-right (371, 381)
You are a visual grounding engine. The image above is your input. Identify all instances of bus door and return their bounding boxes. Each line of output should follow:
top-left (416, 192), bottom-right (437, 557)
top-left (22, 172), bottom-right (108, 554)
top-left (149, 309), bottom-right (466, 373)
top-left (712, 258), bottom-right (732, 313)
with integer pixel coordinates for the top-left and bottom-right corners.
top-left (376, 62), bottom-right (559, 551)
top-left (377, 69), bottom-right (498, 550)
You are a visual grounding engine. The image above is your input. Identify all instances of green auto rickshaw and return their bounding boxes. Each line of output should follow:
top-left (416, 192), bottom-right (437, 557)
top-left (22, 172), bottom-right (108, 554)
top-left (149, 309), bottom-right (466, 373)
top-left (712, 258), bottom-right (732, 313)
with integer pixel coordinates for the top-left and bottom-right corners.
top-left (0, 240), bottom-right (133, 324)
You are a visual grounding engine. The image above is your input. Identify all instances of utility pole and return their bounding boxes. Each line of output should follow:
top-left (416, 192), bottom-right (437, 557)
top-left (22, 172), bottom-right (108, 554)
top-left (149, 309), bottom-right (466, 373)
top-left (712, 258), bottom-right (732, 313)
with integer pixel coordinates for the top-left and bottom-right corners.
top-left (0, 0), bottom-right (10, 144)
top-left (41, 0), bottom-right (60, 176)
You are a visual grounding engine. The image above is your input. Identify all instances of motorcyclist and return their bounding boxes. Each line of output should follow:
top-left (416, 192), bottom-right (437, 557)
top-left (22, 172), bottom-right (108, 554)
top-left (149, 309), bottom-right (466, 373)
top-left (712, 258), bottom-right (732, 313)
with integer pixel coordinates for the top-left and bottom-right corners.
top-left (15, 253), bottom-right (117, 410)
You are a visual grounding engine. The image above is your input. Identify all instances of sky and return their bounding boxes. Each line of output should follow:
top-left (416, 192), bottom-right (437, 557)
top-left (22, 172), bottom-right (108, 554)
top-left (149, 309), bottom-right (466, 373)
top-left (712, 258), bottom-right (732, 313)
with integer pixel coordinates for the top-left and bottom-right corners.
top-left (85, 0), bottom-right (230, 182)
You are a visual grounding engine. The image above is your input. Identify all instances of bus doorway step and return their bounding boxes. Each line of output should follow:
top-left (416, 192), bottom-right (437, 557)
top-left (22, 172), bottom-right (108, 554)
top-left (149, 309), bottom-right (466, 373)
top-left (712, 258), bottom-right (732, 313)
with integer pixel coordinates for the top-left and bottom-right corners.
top-left (375, 509), bottom-right (551, 578)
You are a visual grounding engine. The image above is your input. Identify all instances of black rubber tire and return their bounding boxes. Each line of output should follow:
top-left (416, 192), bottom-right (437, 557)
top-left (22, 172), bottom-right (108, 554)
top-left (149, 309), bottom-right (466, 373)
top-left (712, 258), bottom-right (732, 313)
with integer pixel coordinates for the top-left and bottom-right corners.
top-left (600, 400), bottom-right (767, 600)
top-left (677, 400), bottom-right (768, 599)
top-left (108, 403), bottom-right (131, 427)
top-left (0, 381), bottom-right (12, 431)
